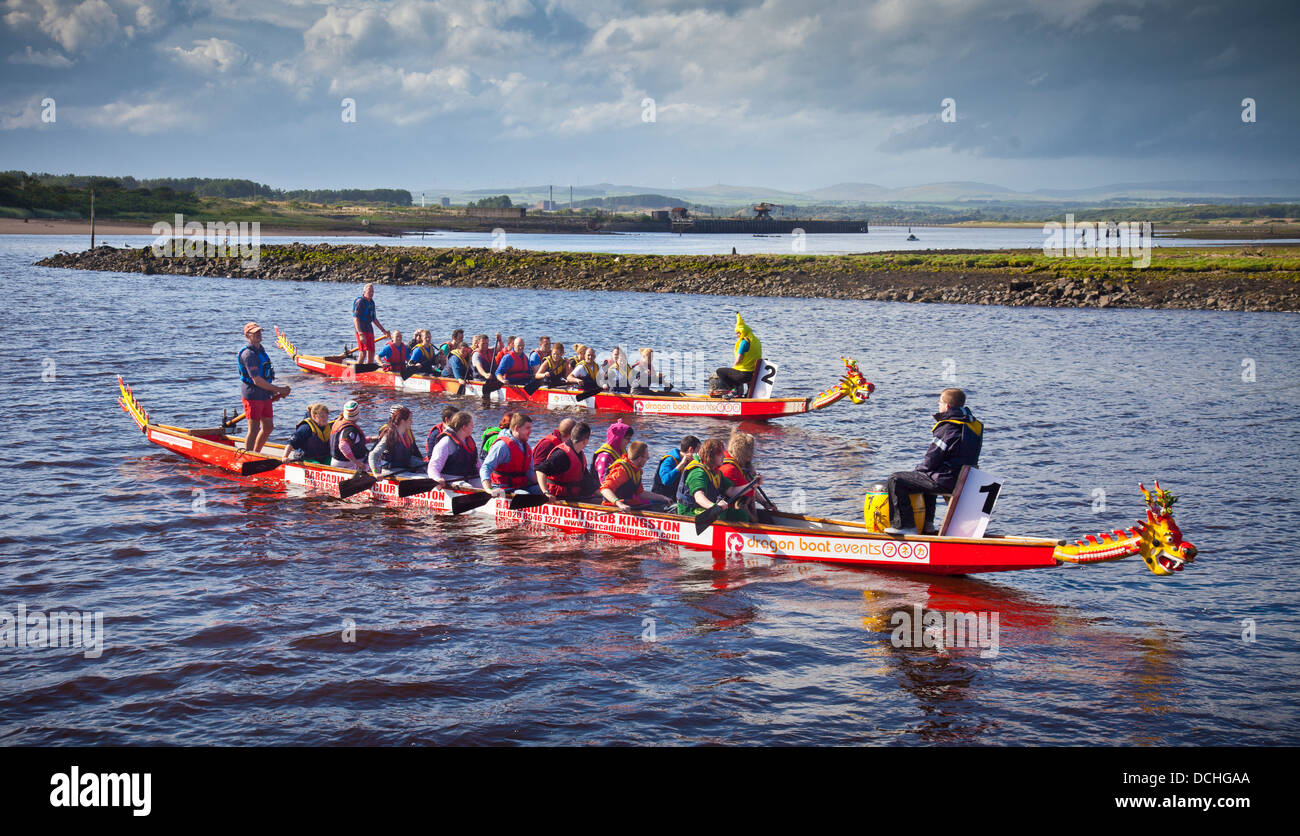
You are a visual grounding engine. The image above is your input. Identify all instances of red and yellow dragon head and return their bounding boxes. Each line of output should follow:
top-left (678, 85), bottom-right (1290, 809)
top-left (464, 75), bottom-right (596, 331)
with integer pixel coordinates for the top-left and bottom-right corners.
top-left (1054, 481), bottom-right (1197, 576)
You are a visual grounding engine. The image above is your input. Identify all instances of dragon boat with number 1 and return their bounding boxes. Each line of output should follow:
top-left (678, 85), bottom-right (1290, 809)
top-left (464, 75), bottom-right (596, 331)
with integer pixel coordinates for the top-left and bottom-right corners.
top-left (273, 328), bottom-right (874, 421)
top-left (119, 377), bottom-right (1197, 577)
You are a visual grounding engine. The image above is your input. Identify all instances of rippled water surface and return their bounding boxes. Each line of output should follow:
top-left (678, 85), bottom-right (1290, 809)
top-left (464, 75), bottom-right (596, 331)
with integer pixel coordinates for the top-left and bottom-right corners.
top-left (2, 234), bottom-right (1297, 745)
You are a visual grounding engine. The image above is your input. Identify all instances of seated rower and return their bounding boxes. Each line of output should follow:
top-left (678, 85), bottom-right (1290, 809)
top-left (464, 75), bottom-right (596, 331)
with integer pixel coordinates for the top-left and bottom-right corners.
top-left (531, 418), bottom-right (575, 464)
top-left (592, 419), bottom-right (633, 482)
top-left (721, 430), bottom-right (778, 524)
top-left (600, 441), bottom-right (673, 510)
top-left (481, 412), bottom-right (514, 453)
top-left (535, 421), bottom-right (594, 500)
top-left (711, 313), bottom-right (762, 397)
top-left (601, 346), bottom-right (632, 394)
top-left (565, 346), bottom-right (600, 391)
top-left (533, 342), bottom-right (569, 388)
top-left (427, 411), bottom-right (482, 489)
top-left (283, 403), bottom-right (332, 464)
top-left (407, 330), bottom-right (440, 374)
top-left (329, 400), bottom-right (370, 472)
top-left (631, 347), bottom-right (673, 394)
top-left (493, 336), bottom-right (534, 387)
top-left (425, 405), bottom-right (459, 460)
top-left (480, 412), bottom-right (542, 496)
top-left (378, 330), bottom-right (409, 373)
top-left (470, 335), bottom-right (495, 381)
top-left (885, 387), bottom-right (983, 535)
top-left (652, 435), bottom-right (700, 497)
top-left (675, 438), bottom-right (758, 521)
top-left (528, 336), bottom-right (552, 370)
top-left (368, 405), bottom-right (424, 475)
top-left (438, 329), bottom-right (465, 357)
top-left (446, 344), bottom-right (472, 380)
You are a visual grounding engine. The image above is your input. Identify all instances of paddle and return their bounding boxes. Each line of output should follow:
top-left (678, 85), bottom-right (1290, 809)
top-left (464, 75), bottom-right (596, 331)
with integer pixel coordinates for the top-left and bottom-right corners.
top-left (452, 491), bottom-right (494, 515)
top-left (222, 409), bottom-right (246, 429)
top-left (523, 376), bottom-right (548, 396)
top-left (337, 470), bottom-right (377, 499)
top-left (573, 379), bottom-right (601, 402)
top-left (480, 376), bottom-right (504, 405)
top-left (509, 492), bottom-right (551, 511)
top-left (693, 476), bottom-right (761, 535)
top-left (240, 458), bottom-right (284, 476)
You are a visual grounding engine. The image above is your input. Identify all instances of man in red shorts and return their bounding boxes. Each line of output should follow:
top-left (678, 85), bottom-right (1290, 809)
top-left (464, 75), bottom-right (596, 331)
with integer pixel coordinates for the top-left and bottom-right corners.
top-left (238, 322), bottom-right (290, 452)
top-left (352, 283), bottom-right (389, 365)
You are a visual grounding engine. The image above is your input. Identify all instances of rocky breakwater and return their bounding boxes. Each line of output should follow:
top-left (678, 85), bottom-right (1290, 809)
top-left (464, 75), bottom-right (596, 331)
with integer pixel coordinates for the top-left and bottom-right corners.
top-left (36, 243), bottom-right (1300, 312)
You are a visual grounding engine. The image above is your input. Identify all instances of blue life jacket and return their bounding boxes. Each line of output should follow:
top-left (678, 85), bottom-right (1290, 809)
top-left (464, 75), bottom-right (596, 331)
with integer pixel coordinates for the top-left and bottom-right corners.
top-left (238, 344), bottom-right (274, 385)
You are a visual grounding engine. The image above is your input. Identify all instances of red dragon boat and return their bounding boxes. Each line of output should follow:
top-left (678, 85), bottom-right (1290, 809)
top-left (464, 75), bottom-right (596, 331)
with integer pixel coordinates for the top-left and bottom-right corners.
top-left (119, 377), bottom-right (1197, 577)
top-left (273, 328), bottom-right (874, 421)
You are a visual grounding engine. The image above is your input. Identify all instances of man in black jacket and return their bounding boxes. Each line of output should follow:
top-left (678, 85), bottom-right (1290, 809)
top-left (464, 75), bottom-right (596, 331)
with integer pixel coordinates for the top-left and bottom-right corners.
top-left (886, 388), bottom-right (983, 535)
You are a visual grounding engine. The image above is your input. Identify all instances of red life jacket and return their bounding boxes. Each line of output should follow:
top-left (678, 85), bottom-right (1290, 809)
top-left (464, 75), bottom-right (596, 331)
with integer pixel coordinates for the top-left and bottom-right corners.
top-left (382, 342), bottom-right (408, 372)
top-left (719, 455), bottom-right (747, 487)
top-left (542, 442), bottom-right (587, 498)
top-left (425, 422), bottom-right (446, 460)
top-left (435, 430), bottom-right (478, 480)
top-left (531, 430), bottom-right (564, 465)
top-left (502, 350), bottom-right (531, 384)
top-left (489, 434), bottom-right (533, 489)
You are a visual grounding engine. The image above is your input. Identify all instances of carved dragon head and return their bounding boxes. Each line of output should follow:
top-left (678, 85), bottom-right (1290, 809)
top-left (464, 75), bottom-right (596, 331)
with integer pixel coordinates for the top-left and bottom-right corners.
top-left (840, 357), bottom-right (875, 404)
top-left (1136, 481), bottom-right (1197, 575)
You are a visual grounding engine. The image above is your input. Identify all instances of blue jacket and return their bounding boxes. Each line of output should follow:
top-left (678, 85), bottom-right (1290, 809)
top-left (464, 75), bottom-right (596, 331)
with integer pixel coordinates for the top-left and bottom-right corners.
top-left (916, 406), bottom-right (983, 492)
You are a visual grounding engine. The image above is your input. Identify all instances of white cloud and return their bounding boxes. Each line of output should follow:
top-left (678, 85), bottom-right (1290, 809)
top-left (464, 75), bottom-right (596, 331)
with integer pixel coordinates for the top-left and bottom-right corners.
top-left (82, 98), bottom-right (201, 134)
top-left (168, 38), bottom-right (250, 74)
top-left (36, 0), bottom-right (121, 53)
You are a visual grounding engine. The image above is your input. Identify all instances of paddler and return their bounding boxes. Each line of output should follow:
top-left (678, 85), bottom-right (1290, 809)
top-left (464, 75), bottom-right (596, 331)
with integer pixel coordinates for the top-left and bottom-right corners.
top-left (565, 345), bottom-right (600, 390)
top-left (531, 417), bottom-right (575, 465)
top-left (535, 421), bottom-right (593, 500)
top-left (470, 335), bottom-right (495, 381)
top-left (532, 342), bottom-right (569, 388)
top-left (599, 441), bottom-right (673, 510)
top-left (425, 404), bottom-right (460, 459)
top-left (329, 400), bottom-right (369, 472)
top-left (368, 405), bottom-right (424, 475)
top-left (427, 411), bottom-right (482, 489)
top-left (480, 412), bottom-right (541, 495)
top-left (282, 403), bottom-right (331, 464)
top-left (238, 321), bottom-right (290, 453)
top-left (675, 438), bottom-right (759, 520)
top-left (885, 387), bottom-right (983, 535)
top-left (602, 345), bottom-right (632, 393)
top-left (528, 336), bottom-right (552, 370)
top-left (378, 329), bottom-right (409, 373)
top-left (712, 313), bottom-right (762, 397)
top-left (720, 430), bottom-right (777, 523)
top-left (352, 283), bottom-right (389, 366)
top-left (652, 435), bottom-right (700, 497)
top-left (481, 412), bottom-right (514, 452)
top-left (591, 419), bottom-right (633, 482)
top-left (493, 336), bottom-right (533, 386)
top-left (407, 330), bottom-right (439, 374)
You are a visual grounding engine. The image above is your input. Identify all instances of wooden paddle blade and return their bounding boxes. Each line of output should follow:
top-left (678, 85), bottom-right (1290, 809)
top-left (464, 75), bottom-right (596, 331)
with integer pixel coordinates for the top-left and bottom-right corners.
top-left (400, 366), bottom-right (418, 380)
top-left (337, 472), bottom-right (377, 499)
top-left (451, 491), bottom-right (494, 515)
top-left (397, 478), bottom-right (438, 497)
top-left (694, 504), bottom-right (725, 535)
top-left (509, 493), bottom-right (550, 510)
top-left (574, 381), bottom-right (600, 402)
top-left (240, 458), bottom-right (283, 476)
top-left (523, 377), bottom-right (545, 395)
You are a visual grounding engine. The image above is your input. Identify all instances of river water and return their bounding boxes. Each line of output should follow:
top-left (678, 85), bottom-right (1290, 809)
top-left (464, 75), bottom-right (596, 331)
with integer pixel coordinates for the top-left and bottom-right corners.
top-left (2, 233), bottom-right (1297, 745)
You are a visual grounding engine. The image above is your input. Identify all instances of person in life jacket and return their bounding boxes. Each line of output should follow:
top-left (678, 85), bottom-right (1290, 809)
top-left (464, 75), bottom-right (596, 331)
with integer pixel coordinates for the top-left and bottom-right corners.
top-left (600, 441), bottom-right (674, 510)
top-left (592, 419), bottom-right (634, 482)
top-left (533, 343), bottom-right (570, 388)
top-left (600, 346), bottom-right (632, 394)
top-left (283, 403), bottom-right (332, 464)
top-left (631, 347), bottom-right (675, 395)
top-left (368, 404), bottom-right (424, 474)
top-left (352, 283), bottom-right (389, 366)
top-left (426, 405), bottom-right (460, 460)
top-left (653, 435), bottom-right (700, 496)
top-left (535, 421), bottom-right (593, 499)
top-left (427, 410), bottom-right (481, 488)
top-left (712, 313), bottom-right (762, 396)
top-left (565, 345), bottom-right (601, 395)
top-left (531, 418), bottom-right (575, 466)
top-left (720, 429), bottom-right (778, 523)
top-left (493, 336), bottom-right (533, 385)
top-left (445, 343), bottom-right (472, 380)
top-left (438, 329), bottom-right (465, 357)
top-left (407, 330), bottom-right (440, 375)
top-left (675, 438), bottom-right (760, 520)
top-left (528, 336), bottom-right (552, 370)
top-left (238, 322), bottom-right (290, 453)
top-left (885, 387), bottom-right (984, 535)
top-left (330, 400), bottom-right (370, 472)
top-left (481, 412), bottom-right (515, 453)
top-left (470, 335), bottom-right (495, 381)
top-left (378, 330), bottom-right (409, 373)
top-left (480, 412), bottom-right (541, 495)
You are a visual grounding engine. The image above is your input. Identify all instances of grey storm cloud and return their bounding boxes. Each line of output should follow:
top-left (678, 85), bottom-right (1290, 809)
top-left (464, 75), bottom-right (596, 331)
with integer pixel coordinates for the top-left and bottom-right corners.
top-left (0, 0), bottom-right (1295, 187)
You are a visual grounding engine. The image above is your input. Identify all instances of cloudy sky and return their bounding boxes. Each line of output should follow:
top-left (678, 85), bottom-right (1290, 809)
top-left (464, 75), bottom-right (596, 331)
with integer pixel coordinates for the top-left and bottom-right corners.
top-left (2, 0), bottom-right (1296, 192)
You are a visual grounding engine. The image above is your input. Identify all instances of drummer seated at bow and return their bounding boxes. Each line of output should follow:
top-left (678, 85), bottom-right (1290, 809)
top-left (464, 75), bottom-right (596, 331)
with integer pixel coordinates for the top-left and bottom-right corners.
top-left (711, 313), bottom-right (762, 397)
top-left (600, 441), bottom-right (673, 511)
top-left (480, 412), bottom-right (542, 495)
top-left (675, 438), bottom-right (759, 521)
top-left (368, 405), bottom-right (425, 475)
top-left (535, 421), bottom-right (594, 500)
top-left (427, 410), bottom-right (482, 489)
top-left (885, 387), bottom-right (983, 536)
top-left (378, 330), bottom-right (409, 373)
top-left (532, 342), bottom-right (569, 388)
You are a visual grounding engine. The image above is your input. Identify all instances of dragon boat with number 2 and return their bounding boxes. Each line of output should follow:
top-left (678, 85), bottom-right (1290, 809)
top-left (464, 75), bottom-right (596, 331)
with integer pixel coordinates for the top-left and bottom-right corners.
top-left (119, 377), bottom-right (1197, 577)
top-left (273, 328), bottom-right (874, 421)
